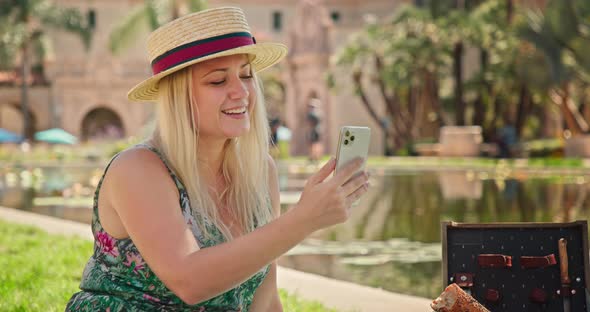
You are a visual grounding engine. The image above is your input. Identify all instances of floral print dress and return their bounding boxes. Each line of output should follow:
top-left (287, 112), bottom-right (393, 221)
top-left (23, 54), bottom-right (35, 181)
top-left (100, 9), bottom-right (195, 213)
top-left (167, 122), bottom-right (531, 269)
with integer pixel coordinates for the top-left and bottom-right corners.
top-left (66, 144), bottom-right (270, 311)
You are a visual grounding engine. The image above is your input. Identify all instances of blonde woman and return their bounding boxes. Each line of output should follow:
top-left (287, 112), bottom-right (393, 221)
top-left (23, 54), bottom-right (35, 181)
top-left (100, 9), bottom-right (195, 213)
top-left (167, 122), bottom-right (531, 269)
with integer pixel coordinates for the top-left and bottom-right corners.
top-left (66, 7), bottom-right (369, 312)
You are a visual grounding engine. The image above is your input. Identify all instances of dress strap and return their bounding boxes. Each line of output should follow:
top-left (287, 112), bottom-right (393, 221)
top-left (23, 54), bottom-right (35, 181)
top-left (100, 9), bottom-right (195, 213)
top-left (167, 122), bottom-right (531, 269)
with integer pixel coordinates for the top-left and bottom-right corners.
top-left (134, 142), bottom-right (187, 192)
top-left (91, 142), bottom-right (189, 234)
top-left (91, 150), bottom-right (124, 234)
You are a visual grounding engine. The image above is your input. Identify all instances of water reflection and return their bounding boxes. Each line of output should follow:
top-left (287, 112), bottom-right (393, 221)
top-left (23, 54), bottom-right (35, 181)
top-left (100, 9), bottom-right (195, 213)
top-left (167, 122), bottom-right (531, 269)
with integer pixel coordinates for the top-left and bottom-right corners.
top-left (0, 165), bottom-right (98, 223)
top-left (438, 171), bottom-right (482, 199)
top-left (1, 164), bottom-right (590, 298)
top-left (279, 168), bottom-right (590, 298)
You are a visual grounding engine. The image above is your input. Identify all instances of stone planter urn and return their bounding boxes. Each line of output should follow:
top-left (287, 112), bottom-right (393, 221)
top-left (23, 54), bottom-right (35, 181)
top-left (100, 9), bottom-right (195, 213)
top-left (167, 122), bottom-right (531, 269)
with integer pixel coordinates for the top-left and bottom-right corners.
top-left (438, 126), bottom-right (483, 157)
top-left (437, 171), bottom-right (483, 199)
top-left (564, 135), bottom-right (590, 158)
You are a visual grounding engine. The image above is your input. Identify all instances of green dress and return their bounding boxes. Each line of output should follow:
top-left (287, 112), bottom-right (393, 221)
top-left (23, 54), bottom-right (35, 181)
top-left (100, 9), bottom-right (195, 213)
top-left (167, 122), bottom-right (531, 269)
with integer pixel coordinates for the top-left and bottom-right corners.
top-left (66, 144), bottom-right (270, 311)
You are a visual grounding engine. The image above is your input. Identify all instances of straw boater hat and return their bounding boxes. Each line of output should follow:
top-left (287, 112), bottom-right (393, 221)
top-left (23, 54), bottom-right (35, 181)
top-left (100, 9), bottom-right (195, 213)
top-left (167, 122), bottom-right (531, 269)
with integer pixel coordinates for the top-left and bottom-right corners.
top-left (127, 7), bottom-right (288, 102)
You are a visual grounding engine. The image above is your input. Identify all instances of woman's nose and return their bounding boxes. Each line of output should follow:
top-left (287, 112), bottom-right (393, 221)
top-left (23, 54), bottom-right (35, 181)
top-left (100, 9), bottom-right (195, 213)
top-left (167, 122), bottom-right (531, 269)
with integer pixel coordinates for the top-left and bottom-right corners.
top-left (227, 77), bottom-right (249, 100)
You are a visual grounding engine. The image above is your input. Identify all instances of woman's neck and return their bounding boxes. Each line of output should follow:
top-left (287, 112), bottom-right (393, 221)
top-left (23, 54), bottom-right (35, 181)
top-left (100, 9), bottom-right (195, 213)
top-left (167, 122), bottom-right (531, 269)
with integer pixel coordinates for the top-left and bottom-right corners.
top-left (197, 136), bottom-right (228, 189)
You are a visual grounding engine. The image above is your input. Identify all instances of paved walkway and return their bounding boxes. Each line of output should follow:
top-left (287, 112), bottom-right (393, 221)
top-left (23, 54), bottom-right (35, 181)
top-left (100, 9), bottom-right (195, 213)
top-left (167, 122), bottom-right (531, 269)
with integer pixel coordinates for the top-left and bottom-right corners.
top-left (0, 206), bottom-right (432, 312)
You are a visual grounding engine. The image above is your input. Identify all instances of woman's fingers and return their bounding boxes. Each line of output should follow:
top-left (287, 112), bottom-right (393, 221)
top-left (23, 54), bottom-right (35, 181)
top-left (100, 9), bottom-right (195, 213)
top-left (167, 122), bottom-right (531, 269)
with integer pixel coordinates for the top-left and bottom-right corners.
top-left (307, 158), bottom-right (336, 186)
top-left (340, 171), bottom-right (369, 197)
top-left (332, 157), bottom-right (364, 186)
top-left (345, 181), bottom-right (369, 207)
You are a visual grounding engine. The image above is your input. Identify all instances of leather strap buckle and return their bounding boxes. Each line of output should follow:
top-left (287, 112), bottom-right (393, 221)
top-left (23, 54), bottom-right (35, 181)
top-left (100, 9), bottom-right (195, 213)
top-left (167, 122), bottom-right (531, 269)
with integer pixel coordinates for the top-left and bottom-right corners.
top-left (478, 254), bottom-right (513, 268)
top-left (520, 254), bottom-right (557, 269)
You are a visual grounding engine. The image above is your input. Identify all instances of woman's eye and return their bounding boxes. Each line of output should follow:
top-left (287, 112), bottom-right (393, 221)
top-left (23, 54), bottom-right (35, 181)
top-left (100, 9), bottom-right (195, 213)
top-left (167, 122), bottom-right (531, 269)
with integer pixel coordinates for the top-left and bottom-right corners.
top-left (209, 75), bottom-right (252, 85)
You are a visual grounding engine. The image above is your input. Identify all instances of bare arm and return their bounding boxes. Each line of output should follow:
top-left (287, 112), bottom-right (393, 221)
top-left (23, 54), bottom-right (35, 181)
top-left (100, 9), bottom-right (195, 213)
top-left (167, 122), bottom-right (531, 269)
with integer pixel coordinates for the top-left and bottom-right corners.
top-left (106, 150), bottom-right (368, 305)
top-left (250, 156), bottom-right (283, 311)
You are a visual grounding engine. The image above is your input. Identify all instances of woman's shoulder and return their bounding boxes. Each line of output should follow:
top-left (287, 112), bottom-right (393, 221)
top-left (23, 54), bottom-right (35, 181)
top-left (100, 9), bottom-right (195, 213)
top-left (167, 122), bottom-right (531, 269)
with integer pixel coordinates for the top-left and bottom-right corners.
top-left (107, 144), bottom-right (172, 184)
top-left (102, 145), bottom-right (180, 209)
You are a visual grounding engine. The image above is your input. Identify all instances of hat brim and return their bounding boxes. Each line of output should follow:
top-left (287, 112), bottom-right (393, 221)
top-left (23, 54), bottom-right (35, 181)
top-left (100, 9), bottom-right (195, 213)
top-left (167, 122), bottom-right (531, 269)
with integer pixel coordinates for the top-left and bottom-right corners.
top-left (127, 42), bottom-right (287, 102)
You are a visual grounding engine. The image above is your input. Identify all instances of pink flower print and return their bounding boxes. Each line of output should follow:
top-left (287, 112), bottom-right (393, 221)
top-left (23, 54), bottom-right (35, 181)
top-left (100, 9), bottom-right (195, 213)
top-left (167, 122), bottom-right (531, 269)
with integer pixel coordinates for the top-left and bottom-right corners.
top-left (123, 252), bottom-right (145, 273)
top-left (96, 231), bottom-right (119, 257)
top-left (199, 307), bottom-right (205, 312)
top-left (143, 293), bottom-right (161, 302)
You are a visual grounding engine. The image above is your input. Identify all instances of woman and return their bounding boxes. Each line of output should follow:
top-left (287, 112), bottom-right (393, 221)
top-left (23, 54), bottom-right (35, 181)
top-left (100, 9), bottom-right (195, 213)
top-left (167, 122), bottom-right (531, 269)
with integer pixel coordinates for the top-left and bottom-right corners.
top-left (66, 7), bottom-right (369, 311)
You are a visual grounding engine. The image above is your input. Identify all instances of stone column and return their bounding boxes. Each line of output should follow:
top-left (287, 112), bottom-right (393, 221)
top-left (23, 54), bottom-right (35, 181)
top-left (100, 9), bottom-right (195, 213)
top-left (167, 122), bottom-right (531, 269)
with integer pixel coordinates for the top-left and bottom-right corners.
top-left (285, 0), bottom-right (333, 156)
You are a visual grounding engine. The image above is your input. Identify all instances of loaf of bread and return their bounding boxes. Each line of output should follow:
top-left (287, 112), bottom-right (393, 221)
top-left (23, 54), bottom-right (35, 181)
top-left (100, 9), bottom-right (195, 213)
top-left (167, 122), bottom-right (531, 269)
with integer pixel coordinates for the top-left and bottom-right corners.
top-left (431, 283), bottom-right (490, 312)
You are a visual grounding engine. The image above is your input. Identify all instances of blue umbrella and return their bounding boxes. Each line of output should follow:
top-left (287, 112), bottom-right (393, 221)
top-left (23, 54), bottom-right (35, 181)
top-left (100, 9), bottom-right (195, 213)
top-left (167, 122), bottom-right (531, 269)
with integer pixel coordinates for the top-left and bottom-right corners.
top-left (0, 128), bottom-right (23, 143)
top-left (34, 128), bottom-right (78, 145)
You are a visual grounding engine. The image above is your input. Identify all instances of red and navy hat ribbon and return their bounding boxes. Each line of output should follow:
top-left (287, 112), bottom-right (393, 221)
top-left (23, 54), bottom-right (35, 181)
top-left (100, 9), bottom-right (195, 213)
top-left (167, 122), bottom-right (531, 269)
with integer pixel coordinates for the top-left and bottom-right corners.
top-left (151, 32), bottom-right (256, 75)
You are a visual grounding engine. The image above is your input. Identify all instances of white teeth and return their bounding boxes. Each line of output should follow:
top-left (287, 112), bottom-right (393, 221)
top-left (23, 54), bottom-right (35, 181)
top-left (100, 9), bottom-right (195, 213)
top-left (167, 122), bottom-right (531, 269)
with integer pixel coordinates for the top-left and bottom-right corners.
top-left (223, 107), bottom-right (246, 114)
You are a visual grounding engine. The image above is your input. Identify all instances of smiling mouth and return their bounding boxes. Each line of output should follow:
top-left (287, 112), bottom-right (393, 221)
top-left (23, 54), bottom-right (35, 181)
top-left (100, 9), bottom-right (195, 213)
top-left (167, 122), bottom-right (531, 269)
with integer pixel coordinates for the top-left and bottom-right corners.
top-left (222, 107), bottom-right (247, 115)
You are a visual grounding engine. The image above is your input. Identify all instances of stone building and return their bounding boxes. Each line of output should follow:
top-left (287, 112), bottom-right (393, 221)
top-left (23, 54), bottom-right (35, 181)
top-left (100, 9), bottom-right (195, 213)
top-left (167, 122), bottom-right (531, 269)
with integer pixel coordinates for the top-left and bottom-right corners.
top-left (0, 0), bottom-right (413, 155)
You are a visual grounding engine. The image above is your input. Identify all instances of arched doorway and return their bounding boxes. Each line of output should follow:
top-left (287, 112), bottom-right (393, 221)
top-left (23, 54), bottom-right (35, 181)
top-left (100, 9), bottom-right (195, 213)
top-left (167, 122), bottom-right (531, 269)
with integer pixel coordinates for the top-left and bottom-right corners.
top-left (81, 107), bottom-right (125, 141)
top-left (0, 103), bottom-right (37, 138)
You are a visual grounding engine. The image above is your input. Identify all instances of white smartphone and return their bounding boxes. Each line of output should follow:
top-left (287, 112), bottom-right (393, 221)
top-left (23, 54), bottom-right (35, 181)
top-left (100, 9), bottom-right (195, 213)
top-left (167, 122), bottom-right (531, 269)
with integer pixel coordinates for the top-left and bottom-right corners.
top-left (335, 126), bottom-right (371, 205)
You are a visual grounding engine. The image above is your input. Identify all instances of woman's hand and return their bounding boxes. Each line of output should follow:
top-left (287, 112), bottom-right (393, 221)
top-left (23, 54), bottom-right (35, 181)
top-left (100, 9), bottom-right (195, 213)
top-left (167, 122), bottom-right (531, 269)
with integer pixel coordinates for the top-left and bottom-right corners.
top-left (294, 157), bottom-right (369, 232)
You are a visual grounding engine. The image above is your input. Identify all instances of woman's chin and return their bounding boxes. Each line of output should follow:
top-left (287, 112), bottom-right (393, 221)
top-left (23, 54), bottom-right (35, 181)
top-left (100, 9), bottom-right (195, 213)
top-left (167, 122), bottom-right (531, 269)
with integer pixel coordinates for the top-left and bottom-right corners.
top-left (223, 127), bottom-right (250, 139)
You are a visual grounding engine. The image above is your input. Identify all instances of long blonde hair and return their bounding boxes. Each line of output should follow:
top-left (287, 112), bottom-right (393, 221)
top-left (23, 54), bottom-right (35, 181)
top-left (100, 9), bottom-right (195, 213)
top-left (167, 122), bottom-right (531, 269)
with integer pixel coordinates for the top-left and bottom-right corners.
top-left (149, 62), bottom-right (273, 241)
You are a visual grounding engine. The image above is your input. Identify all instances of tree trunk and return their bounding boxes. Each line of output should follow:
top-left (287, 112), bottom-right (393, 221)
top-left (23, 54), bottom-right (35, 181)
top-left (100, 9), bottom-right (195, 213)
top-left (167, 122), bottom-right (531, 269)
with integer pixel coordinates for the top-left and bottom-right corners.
top-left (472, 49), bottom-right (489, 127)
top-left (485, 96), bottom-right (502, 141)
top-left (409, 86), bottom-right (421, 139)
top-left (550, 85), bottom-right (588, 135)
top-left (425, 71), bottom-right (446, 127)
top-left (581, 85), bottom-right (590, 123)
top-left (351, 70), bottom-right (393, 155)
top-left (472, 96), bottom-right (485, 127)
top-left (453, 41), bottom-right (465, 125)
top-left (515, 84), bottom-right (531, 138)
top-left (542, 102), bottom-right (561, 138)
top-left (20, 41), bottom-right (31, 140)
top-left (374, 54), bottom-right (410, 142)
top-left (506, 0), bottom-right (514, 23)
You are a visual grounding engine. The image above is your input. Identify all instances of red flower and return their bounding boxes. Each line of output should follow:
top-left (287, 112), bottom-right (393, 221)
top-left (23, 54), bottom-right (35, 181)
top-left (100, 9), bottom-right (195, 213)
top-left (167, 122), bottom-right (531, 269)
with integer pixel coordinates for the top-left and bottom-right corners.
top-left (96, 231), bottom-right (119, 257)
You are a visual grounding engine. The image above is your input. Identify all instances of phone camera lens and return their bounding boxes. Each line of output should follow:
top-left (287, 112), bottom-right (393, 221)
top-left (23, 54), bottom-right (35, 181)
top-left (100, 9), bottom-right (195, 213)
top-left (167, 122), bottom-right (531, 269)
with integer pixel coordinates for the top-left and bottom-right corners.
top-left (344, 140), bottom-right (349, 145)
top-left (350, 135), bottom-right (355, 141)
top-left (345, 130), bottom-right (350, 137)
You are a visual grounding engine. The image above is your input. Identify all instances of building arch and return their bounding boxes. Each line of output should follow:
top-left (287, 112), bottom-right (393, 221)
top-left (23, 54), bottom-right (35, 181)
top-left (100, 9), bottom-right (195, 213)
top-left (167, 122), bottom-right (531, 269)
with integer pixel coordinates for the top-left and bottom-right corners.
top-left (0, 102), bottom-right (37, 137)
top-left (80, 106), bottom-right (125, 141)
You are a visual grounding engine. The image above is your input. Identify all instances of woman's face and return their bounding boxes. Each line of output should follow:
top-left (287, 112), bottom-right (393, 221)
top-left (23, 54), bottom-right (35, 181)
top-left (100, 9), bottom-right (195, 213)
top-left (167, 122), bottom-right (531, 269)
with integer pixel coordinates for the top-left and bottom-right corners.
top-left (191, 54), bottom-right (256, 141)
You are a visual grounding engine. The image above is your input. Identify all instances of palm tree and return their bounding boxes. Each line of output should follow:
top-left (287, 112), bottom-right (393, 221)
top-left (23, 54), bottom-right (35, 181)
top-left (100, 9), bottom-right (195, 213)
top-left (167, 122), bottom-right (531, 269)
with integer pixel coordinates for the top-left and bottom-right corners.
top-left (517, 0), bottom-right (590, 136)
top-left (427, 0), bottom-right (486, 125)
top-left (332, 5), bottom-right (452, 155)
top-left (0, 0), bottom-right (92, 139)
top-left (465, 0), bottom-right (528, 140)
top-left (109, 0), bottom-right (207, 55)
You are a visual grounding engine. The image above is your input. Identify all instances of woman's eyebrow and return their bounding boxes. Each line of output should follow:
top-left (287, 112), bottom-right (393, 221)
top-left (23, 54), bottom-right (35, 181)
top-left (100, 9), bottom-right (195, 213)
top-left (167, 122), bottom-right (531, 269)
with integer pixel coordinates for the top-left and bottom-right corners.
top-left (201, 62), bottom-right (251, 78)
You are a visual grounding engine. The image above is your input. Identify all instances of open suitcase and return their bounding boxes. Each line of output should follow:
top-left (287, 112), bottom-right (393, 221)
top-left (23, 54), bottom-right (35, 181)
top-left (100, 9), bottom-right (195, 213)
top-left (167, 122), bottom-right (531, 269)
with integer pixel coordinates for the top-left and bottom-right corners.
top-left (441, 221), bottom-right (590, 312)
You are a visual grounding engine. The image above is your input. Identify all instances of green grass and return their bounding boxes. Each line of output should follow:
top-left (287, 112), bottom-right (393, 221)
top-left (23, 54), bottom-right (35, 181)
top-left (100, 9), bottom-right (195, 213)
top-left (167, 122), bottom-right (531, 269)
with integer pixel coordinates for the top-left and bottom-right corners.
top-left (0, 220), bottom-right (337, 311)
top-left (279, 289), bottom-right (338, 312)
top-left (0, 220), bottom-right (92, 311)
top-left (33, 197), bottom-right (93, 207)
